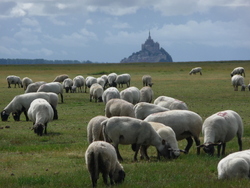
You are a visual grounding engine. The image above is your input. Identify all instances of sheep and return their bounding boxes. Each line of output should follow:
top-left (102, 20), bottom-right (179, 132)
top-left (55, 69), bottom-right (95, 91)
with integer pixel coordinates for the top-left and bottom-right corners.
top-left (144, 110), bottom-right (203, 154)
top-left (22, 77), bottom-right (33, 91)
top-left (37, 82), bottom-right (64, 103)
top-left (101, 75), bottom-right (108, 89)
top-left (102, 87), bottom-right (120, 104)
top-left (25, 81), bottom-right (46, 93)
top-left (1, 92), bottom-right (58, 121)
top-left (217, 149), bottom-right (250, 179)
top-left (97, 77), bottom-right (105, 88)
top-left (231, 75), bottom-right (245, 91)
top-left (154, 96), bottom-right (188, 110)
top-left (87, 115), bottom-right (108, 143)
top-left (28, 98), bottom-right (54, 136)
top-left (139, 86), bottom-right (154, 103)
top-left (107, 73), bottom-right (117, 87)
top-left (89, 83), bottom-right (104, 102)
top-left (134, 102), bottom-right (169, 120)
top-left (72, 75), bottom-right (85, 93)
top-left (62, 78), bottom-right (73, 93)
top-left (102, 116), bottom-right (170, 161)
top-left (189, 67), bottom-right (202, 75)
top-left (85, 141), bottom-right (125, 187)
top-left (197, 110), bottom-right (243, 157)
top-left (142, 75), bottom-right (153, 87)
top-left (6, 75), bottom-right (23, 88)
top-left (231, 67), bottom-right (245, 77)
top-left (120, 86), bottom-right (140, 105)
top-left (85, 76), bottom-right (97, 93)
top-left (105, 99), bottom-right (135, 118)
top-left (52, 74), bottom-right (69, 82)
top-left (114, 73), bottom-right (131, 88)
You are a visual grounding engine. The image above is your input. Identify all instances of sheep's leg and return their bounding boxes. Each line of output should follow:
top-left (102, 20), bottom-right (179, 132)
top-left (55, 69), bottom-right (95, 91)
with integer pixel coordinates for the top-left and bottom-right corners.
top-left (238, 137), bottom-right (243, 151)
top-left (193, 136), bottom-right (201, 155)
top-left (184, 136), bottom-right (193, 153)
top-left (44, 123), bottom-right (47, 135)
top-left (60, 94), bottom-right (64, 103)
top-left (114, 144), bottom-right (123, 162)
top-left (108, 173), bottom-right (114, 185)
top-left (133, 144), bottom-right (141, 161)
top-left (24, 111), bottom-right (29, 121)
top-left (139, 145), bottom-right (150, 160)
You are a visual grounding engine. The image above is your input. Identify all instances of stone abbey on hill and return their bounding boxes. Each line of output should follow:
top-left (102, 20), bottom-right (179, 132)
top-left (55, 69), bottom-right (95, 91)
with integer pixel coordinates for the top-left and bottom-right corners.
top-left (120, 32), bottom-right (173, 63)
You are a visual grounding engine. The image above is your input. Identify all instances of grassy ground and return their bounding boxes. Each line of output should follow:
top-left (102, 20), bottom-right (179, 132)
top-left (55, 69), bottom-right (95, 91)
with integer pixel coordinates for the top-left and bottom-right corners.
top-left (0, 61), bottom-right (250, 187)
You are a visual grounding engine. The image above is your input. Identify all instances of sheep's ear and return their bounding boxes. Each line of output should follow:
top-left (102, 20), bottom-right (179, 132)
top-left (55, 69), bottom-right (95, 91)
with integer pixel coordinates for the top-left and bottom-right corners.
top-left (197, 144), bottom-right (204, 148)
top-left (161, 139), bottom-right (166, 145)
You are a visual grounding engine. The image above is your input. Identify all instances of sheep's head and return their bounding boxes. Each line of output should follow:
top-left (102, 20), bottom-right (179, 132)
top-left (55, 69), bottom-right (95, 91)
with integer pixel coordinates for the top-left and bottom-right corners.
top-left (198, 142), bottom-right (222, 156)
top-left (33, 123), bottom-right (44, 136)
top-left (1, 110), bottom-right (9, 121)
top-left (113, 169), bottom-right (125, 184)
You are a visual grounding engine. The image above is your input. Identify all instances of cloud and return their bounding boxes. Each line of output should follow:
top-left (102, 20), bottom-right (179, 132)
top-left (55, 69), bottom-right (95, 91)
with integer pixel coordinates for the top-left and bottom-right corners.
top-left (112, 22), bottom-right (131, 29)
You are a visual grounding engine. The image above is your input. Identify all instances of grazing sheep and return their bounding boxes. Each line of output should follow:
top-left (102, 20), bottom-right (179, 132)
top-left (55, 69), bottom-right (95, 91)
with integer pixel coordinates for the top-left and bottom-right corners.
top-left (97, 77), bottom-right (105, 88)
top-left (85, 141), bottom-right (125, 187)
top-left (217, 150), bottom-right (250, 179)
top-left (231, 75), bottom-right (245, 91)
top-left (105, 99), bottom-right (135, 118)
top-left (25, 81), bottom-right (46, 93)
top-left (231, 67), bottom-right (245, 77)
top-left (101, 75), bottom-right (108, 89)
top-left (28, 98), bottom-right (54, 136)
top-left (115, 73), bottom-right (131, 88)
top-left (154, 96), bottom-right (188, 110)
top-left (22, 77), bottom-right (33, 91)
top-left (87, 116), bottom-right (108, 143)
top-left (108, 73), bottom-right (117, 87)
top-left (102, 87), bottom-right (120, 104)
top-left (198, 110), bottom-right (243, 157)
top-left (134, 102), bottom-right (169, 120)
top-left (6, 75), bottom-right (23, 88)
top-left (62, 78), bottom-right (73, 93)
top-left (53, 74), bottom-right (69, 82)
top-left (1, 92), bottom-right (58, 121)
top-left (139, 86), bottom-right (154, 103)
top-left (142, 75), bottom-right (153, 87)
top-left (89, 83), bottom-right (104, 102)
top-left (120, 86), bottom-right (140, 105)
top-left (102, 116), bottom-right (170, 161)
top-left (37, 82), bottom-right (64, 103)
top-left (72, 75), bottom-right (85, 93)
top-left (189, 67), bottom-right (202, 75)
top-left (85, 76), bottom-right (97, 93)
top-left (144, 110), bottom-right (203, 154)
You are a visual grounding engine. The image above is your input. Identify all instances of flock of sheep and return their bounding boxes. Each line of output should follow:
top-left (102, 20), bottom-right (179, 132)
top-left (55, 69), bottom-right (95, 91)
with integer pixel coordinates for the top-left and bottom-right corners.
top-left (2, 67), bottom-right (250, 187)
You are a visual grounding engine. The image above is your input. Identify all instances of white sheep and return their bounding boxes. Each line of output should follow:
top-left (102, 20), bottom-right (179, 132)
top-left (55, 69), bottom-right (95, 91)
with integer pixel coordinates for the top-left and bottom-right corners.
top-left (25, 81), bottom-right (47, 93)
top-left (139, 86), bottom-right (154, 103)
top-left (97, 77), bottom-right (105, 88)
top-left (198, 110), bottom-right (243, 157)
top-left (231, 75), bottom-right (245, 91)
top-left (52, 74), bottom-right (69, 82)
top-left (120, 86), bottom-right (140, 105)
top-left (1, 92), bottom-right (58, 121)
top-left (87, 115), bottom-right (108, 143)
top-left (22, 77), bottom-right (33, 91)
top-left (134, 102), bottom-right (169, 120)
top-left (154, 96), bottom-right (188, 110)
top-left (62, 78), bottom-right (73, 93)
top-left (231, 67), bottom-right (245, 77)
top-left (217, 149), bottom-right (250, 179)
top-left (37, 82), bottom-right (64, 103)
top-left (102, 87), bottom-right (120, 104)
top-left (101, 75), bottom-right (108, 89)
top-left (85, 76), bottom-right (97, 93)
top-left (85, 141), bottom-right (125, 187)
top-left (6, 75), bottom-right (23, 88)
top-left (105, 99), bottom-right (135, 118)
top-left (72, 75), bottom-right (85, 93)
top-left (115, 73), bottom-right (131, 88)
top-left (107, 73), bottom-right (117, 87)
top-left (144, 110), bottom-right (203, 154)
top-left (189, 67), bottom-right (202, 75)
top-left (89, 83), bottom-right (104, 102)
top-left (102, 116), bottom-right (170, 161)
top-left (142, 75), bottom-right (153, 87)
top-left (28, 98), bottom-right (54, 136)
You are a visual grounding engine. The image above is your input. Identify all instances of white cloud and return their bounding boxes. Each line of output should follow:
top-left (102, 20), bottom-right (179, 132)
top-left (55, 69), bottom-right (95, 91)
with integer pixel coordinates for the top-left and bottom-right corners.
top-left (85, 19), bottom-right (93, 25)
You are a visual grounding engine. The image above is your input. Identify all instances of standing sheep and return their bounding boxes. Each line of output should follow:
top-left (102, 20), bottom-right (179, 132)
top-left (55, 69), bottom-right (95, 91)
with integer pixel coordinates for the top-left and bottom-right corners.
top-left (22, 77), bottom-right (33, 91)
top-left (231, 75), bottom-right (245, 91)
top-left (28, 98), bottom-right (54, 136)
top-left (105, 99), bottom-right (135, 118)
top-left (85, 76), bottom-right (97, 93)
top-left (97, 77), bottom-right (105, 88)
top-left (154, 96), bottom-right (188, 110)
top-left (53, 74), bottom-right (69, 82)
top-left (198, 110), bottom-right (243, 157)
top-left (85, 141), bottom-right (125, 187)
top-left (142, 75), bottom-right (153, 87)
top-left (231, 67), bottom-right (245, 77)
top-left (62, 78), bottom-right (73, 93)
top-left (89, 83), bottom-right (104, 102)
top-left (107, 73), bottom-right (117, 87)
top-left (120, 86), bottom-right (140, 105)
top-left (189, 67), bottom-right (202, 75)
top-left (25, 81), bottom-right (46, 93)
top-left (139, 86), bottom-right (154, 103)
top-left (72, 75), bottom-right (85, 93)
top-left (37, 82), bottom-right (64, 103)
top-left (101, 75), bottom-right (108, 89)
top-left (6, 75), bottom-right (23, 88)
top-left (102, 87), bottom-right (120, 104)
top-left (115, 73), bottom-right (131, 88)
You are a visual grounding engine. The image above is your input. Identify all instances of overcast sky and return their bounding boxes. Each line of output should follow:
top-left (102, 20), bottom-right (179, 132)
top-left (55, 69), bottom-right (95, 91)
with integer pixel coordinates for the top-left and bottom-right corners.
top-left (0, 0), bottom-right (250, 63)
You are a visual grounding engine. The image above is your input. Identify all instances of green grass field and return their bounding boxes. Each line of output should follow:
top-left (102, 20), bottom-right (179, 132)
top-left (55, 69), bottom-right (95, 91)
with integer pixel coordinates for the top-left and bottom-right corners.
top-left (0, 61), bottom-right (250, 188)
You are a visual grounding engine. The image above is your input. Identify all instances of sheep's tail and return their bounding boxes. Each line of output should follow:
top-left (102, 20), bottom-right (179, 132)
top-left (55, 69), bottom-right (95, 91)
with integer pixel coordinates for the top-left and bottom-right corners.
top-left (102, 119), bottom-right (111, 143)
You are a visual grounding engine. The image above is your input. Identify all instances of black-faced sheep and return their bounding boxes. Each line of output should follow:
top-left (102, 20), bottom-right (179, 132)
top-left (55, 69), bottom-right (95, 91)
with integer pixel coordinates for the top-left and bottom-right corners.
top-left (120, 86), bottom-right (140, 105)
top-left (6, 75), bottom-right (23, 88)
top-left (105, 99), bottom-right (135, 118)
top-left (22, 77), bottom-right (33, 91)
top-left (53, 74), bottom-right (69, 82)
top-left (139, 86), bottom-right (154, 103)
top-left (115, 73), bottom-right (131, 88)
top-left (107, 73), bottom-right (117, 87)
top-left (231, 67), bottom-right (245, 77)
top-left (37, 82), bottom-right (64, 103)
top-left (72, 75), bottom-right (84, 93)
top-left (85, 76), bottom-right (97, 93)
top-left (102, 87), bottom-right (120, 104)
top-left (25, 81), bottom-right (47, 93)
top-left (62, 78), bottom-right (73, 93)
top-left (154, 96), bottom-right (188, 110)
top-left (231, 75), bottom-right (245, 91)
top-left (85, 141), bottom-right (125, 187)
top-left (142, 75), bottom-right (153, 87)
top-left (198, 110), bottom-right (243, 157)
top-left (189, 67), bottom-right (202, 75)
top-left (89, 83), bottom-right (104, 102)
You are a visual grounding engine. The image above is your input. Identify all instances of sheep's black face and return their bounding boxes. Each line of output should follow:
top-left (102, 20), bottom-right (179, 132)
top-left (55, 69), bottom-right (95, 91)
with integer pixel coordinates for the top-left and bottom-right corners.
top-left (1, 111), bottom-right (9, 121)
top-left (203, 145), bottom-right (215, 156)
top-left (114, 170), bottom-right (125, 184)
top-left (34, 124), bottom-right (44, 136)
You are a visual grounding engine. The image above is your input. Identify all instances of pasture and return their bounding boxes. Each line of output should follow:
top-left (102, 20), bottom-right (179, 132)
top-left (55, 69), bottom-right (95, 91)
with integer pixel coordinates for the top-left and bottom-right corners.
top-left (0, 61), bottom-right (250, 188)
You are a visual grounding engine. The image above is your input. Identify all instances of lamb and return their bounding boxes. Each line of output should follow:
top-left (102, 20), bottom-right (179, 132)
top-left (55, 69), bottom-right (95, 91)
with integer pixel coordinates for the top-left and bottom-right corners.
top-left (120, 86), bottom-right (140, 105)
top-left (107, 73), bottom-right (117, 87)
top-left (62, 78), bottom-right (73, 93)
top-left (85, 76), bottom-right (97, 93)
top-left (89, 83), bottom-right (104, 102)
top-left (189, 67), bottom-right (202, 75)
top-left (102, 116), bottom-right (170, 161)
top-left (28, 98), bottom-right (54, 136)
top-left (142, 75), bottom-right (153, 87)
top-left (134, 102), bottom-right (169, 120)
top-left (1, 92), bottom-right (58, 121)
top-left (198, 110), bottom-right (243, 157)
top-left (144, 110), bottom-right (203, 154)
top-left (22, 77), bottom-right (33, 91)
top-left (25, 81), bottom-right (47, 93)
top-left (114, 73), bottom-right (131, 88)
top-left (52, 74), bottom-right (69, 82)
top-left (102, 87), bottom-right (120, 104)
top-left (6, 75), bottom-right (23, 88)
top-left (217, 149), bottom-right (250, 179)
top-left (139, 86), bottom-right (154, 103)
top-left (154, 96), bottom-right (188, 110)
top-left (87, 115), bottom-right (108, 143)
top-left (85, 141), bottom-right (125, 187)
top-left (231, 75), bottom-right (245, 91)
top-left (105, 99), bottom-right (135, 118)
top-left (37, 82), bottom-right (64, 103)
top-left (72, 75), bottom-right (85, 93)
top-left (231, 67), bottom-right (245, 77)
